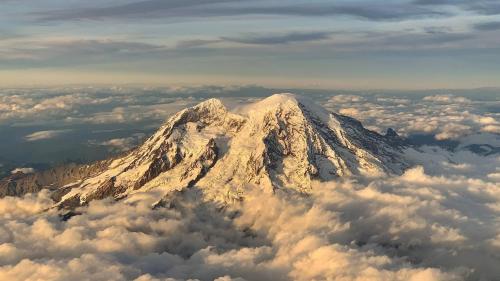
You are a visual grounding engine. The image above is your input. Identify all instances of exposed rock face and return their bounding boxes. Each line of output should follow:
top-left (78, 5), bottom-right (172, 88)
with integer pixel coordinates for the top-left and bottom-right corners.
top-left (0, 160), bottom-right (111, 198)
top-left (0, 94), bottom-right (411, 206)
top-left (195, 94), bottom-right (410, 202)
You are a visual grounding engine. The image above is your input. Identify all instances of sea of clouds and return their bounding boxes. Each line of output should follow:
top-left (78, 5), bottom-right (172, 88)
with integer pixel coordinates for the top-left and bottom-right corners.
top-left (0, 86), bottom-right (499, 280)
top-left (324, 93), bottom-right (500, 140)
top-left (0, 145), bottom-right (499, 281)
top-left (0, 86), bottom-right (498, 143)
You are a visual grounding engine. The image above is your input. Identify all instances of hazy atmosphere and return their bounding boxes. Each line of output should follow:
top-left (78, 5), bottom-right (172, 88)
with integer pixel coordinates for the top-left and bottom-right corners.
top-left (2, 0), bottom-right (500, 88)
top-left (1, 1), bottom-right (499, 281)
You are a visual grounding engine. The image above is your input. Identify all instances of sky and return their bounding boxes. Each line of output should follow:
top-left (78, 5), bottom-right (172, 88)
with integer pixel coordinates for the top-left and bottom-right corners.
top-left (1, 0), bottom-right (500, 89)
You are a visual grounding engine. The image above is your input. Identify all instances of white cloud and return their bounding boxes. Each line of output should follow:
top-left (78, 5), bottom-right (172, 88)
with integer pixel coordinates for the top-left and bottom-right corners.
top-left (328, 95), bottom-right (366, 103)
top-left (434, 123), bottom-right (472, 140)
top-left (0, 190), bottom-right (51, 217)
top-left (24, 130), bottom-right (69, 141)
top-left (0, 146), bottom-right (499, 280)
top-left (488, 172), bottom-right (500, 181)
top-left (0, 92), bottom-right (111, 126)
top-left (422, 95), bottom-right (471, 104)
top-left (10, 168), bottom-right (35, 174)
top-left (324, 93), bottom-right (499, 141)
top-left (1, 88), bottom-right (497, 144)
top-left (0, 87), bottom-right (201, 126)
top-left (338, 107), bottom-right (360, 117)
top-left (481, 124), bottom-right (500, 134)
top-left (476, 116), bottom-right (497, 125)
top-left (95, 134), bottom-right (146, 152)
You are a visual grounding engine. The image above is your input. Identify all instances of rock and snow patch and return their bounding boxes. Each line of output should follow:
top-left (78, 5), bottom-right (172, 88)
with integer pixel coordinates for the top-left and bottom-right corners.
top-left (55, 94), bottom-right (410, 207)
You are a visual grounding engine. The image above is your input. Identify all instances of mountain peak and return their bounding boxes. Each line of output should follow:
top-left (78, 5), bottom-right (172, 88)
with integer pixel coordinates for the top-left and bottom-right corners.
top-left (187, 97), bottom-right (228, 119)
top-left (9, 95), bottom-right (411, 207)
top-left (259, 93), bottom-right (299, 105)
top-left (194, 98), bottom-right (226, 111)
top-left (240, 93), bottom-right (324, 118)
top-left (240, 93), bottom-right (299, 114)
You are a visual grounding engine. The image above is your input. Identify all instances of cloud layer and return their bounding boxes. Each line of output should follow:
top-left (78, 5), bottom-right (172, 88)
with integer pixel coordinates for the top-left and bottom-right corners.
top-left (3, 1), bottom-right (500, 88)
top-left (0, 87), bottom-right (204, 126)
top-left (324, 93), bottom-right (500, 140)
top-left (36, 1), bottom-right (446, 22)
top-left (0, 145), bottom-right (499, 280)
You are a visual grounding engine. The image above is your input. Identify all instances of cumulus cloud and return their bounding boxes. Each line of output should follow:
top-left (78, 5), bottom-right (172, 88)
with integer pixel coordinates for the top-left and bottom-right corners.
top-left (93, 133), bottom-right (146, 152)
top-left (434, 123), bottom-right (471, 140)
top-left (422, 95), bottom-right (471, 103)
top-left (0, 90), bottom-right (112, 126)
top-left (481, 124), bottom-right (500, 134)
top-left (0, 87), bottom-right (202, 126)
top-left (2, 88), bottom-right (498, 144)
top-left (328, 94), bottom-right (366, 103)
top-left (0, 146), bottom-right (499, 281)
top-left (10, 168), bottom-right (35, 175)
top-left (324, 93), bottom-right (499, 142)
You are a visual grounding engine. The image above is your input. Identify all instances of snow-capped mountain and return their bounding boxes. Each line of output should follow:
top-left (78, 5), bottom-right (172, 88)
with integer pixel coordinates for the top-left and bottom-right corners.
top-left (1, 94), bottom-right (411, 207)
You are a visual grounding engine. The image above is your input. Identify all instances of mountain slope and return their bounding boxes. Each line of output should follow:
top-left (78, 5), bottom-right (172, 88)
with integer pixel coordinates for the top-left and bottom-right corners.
top-left (1, 94), bottom-right (411, 207)
top-left (0, 161), bottom-right (111, 199)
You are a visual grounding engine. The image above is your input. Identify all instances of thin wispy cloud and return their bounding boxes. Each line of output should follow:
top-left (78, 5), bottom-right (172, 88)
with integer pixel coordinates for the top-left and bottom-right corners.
top-left (474, 21), bottom-right (500, 31)
top-left (24, 130), bottom-right (70, 141)
top-left (35, 1), bottom-right (447, 22)
top-left (221, 31), bottom-right (333, 45)
top-left (1, 0), bottom-right (500, 88)
top-left (414, 0), bottom-right (500, 15)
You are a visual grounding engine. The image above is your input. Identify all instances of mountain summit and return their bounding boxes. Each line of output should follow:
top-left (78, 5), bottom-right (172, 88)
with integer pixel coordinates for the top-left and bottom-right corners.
top-left (1, 94), bottom-right (411, 206)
